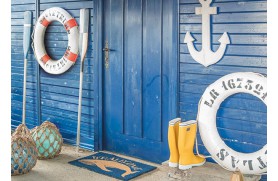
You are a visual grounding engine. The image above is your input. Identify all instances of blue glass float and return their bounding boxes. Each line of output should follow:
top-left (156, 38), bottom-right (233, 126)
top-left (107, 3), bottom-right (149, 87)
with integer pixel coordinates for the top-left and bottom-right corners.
top-left (31, 121), bottom-right (63, 159)
top-left (11, 124), bottom-right (38, 175)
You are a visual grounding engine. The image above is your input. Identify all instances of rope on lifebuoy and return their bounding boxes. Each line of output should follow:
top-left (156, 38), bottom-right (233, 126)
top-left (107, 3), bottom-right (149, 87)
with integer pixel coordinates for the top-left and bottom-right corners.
top-left (197, 72), bottom-right (267, 175)
top-left (33, 7), bottom-right (79, 74)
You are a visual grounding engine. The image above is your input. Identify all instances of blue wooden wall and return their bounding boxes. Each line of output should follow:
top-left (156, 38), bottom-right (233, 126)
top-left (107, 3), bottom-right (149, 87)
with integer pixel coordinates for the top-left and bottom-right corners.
top-left (11, 0), bottom-right (95, 150)
top-left (11, 0), bottom-right (267, 179)
top-left (179, 0), bottom-right (267, 179)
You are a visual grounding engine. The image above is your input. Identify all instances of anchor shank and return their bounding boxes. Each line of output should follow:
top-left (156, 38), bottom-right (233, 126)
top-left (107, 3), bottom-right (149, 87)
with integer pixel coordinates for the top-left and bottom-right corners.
top-left (196, 5), bottom-right (217, 53)
top-left (202, 12), bottom-right (211, 52)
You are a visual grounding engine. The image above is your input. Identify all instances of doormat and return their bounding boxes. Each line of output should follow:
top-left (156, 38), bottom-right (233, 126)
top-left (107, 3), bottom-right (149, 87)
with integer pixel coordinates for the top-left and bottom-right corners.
top-left (68, 152), bottom-right (157, 180)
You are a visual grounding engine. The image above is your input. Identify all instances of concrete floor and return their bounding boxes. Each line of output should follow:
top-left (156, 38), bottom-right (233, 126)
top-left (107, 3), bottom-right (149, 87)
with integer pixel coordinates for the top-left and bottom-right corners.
top-left (11, 145), bottom-right (261, 181)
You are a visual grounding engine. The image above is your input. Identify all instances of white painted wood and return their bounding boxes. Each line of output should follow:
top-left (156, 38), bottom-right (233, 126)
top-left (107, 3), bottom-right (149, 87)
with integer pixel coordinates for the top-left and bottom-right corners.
top-left (22, 11), bottom-right (32, 124)
top-left (184, 0), bottom-right (230, 67)
top-left (76, 8), bottom-right (89, 152)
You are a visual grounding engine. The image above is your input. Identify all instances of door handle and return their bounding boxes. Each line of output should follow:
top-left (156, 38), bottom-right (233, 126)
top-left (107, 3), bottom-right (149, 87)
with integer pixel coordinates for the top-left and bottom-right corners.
top-left (103, 40), bottom-right (110, 69)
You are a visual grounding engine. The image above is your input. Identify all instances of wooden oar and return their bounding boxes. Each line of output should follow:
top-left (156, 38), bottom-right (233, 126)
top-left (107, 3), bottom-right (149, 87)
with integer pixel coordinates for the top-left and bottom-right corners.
top-left (76, 9), bottom-right (89, 151)
top-left (22, 11), bottom-right (32, 124)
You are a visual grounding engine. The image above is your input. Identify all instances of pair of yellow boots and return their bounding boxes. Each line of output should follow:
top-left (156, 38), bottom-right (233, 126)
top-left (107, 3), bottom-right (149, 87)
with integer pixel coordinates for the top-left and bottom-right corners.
top-left (168, 118), bottom-right (206, 170)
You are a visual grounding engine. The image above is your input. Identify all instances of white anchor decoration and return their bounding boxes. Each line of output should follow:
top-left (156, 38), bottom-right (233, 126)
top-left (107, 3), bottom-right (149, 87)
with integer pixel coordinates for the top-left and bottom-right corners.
top-left (184, 0), bottom-right (230, 67)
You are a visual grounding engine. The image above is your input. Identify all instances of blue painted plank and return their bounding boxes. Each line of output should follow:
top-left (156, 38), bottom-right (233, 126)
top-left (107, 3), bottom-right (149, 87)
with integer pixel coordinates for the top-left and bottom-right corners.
top-left (217, 107), bottom-right (266, 124)
top-left (12, 73), bottom-right (37, 83)
top-left (103, 0), bottom-right (124, 135)
top-left (180, 44), bottom-right (266, 57)
top-left (179, 74), bottom-right (267, 96)
top-left (180, 0), bottom-right (266, 3)
top-left (36, 24), bottom-right (94, 34)
top-left (195, 133), bottom-right (265, 152)
top-left (180, 63), bottom-right (266, 76)
top-left (11, 104), bottom-right (38, 127)
top-left (180, 23), bottom-right (266, 34)
top-left (180, 34), bottom-right (267, 45)
top-left (39, 39), bottom-right (93, 50)
top-left (41, 17), bottom-right (94, 26)
top-left (180, 102), bottom-right (266, 124)
top-left (12, 0), bottom-right (34, 5)
top-left (178, 82), bottom-right (230, 95)
top-left (180, 1), bottom-right (267, 14)
top-left (12, 94), bottom-right (36, 105)
top-left (216, 117), bottom-right (267, 135)
top-left (11, 63), bottom-right (94, 75)
top-left (180, 81), bottom-right (266, 101)
top-left (195, 140), bottom-right (264, 158)
top-left (39, 77), bottom-right (93, 90)
top-left (40, 0), bottom-right (90, 3)
top-left (41, 105), bottom-right (94, 124)
top-left (40, 92), bottom-right (94, 107)
top-left (41, 85), bottom-right (93, 99)
top-left (217, 128), bottom-right (266, 146)
top-left (123, 0), bottom-right (143, 137)
top-left (180, 12), bottom-right (266, 23)
top-left (12, 108), bottom-right (95, 136)
top-left (12, 82), bottom-right (94, 99)
top-left (12, 88), bottom-right (35, 98)
top-left (11, 81), bottom-right (36, 91)
top-left (39, 8), bottom-right (94, 18)
top-left (11, 26), bottom-right (24, 33)
top-left (11, 4), bottom-right (35, 12)
top-left (179, 83), bottom-right (265, 103)
top-left (162, 0), bottom-right (178, 147)
top-left (12, 11), bottom-right (34, 19)
top-left (40, 69), bottom-right (94, 83)
top-left (40, 116), bottom-right (94, 136)
top-left (11, 18), bottom-right (36, 26)
top-left (40, 98), bottom-right (94, 115)
top-left (40, 1), bottom-right (93, 10)
top-left (12, 102), bottom-right (95, 134)
top-left (12, 48), bottom-right (93, 60)
top-left (11, 56), bottom-right (92, 69)
top-left (142, 0), bottom-right (162, 141)
top-left (179, 110), bottom-right (266, 138)
top-left (180, 92), bottom-right (267, 113)
top-left (180, 54), bottom-right (267, 67)
top-left (11, 40), bottom-right (73, 49)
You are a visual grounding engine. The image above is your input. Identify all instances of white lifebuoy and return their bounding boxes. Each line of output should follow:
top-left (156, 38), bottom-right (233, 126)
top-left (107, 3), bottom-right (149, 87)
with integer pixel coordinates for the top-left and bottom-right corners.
top-left (198, 72), bottom-right (267, 174)
top-left (33, 7), bottom-right (79, 74)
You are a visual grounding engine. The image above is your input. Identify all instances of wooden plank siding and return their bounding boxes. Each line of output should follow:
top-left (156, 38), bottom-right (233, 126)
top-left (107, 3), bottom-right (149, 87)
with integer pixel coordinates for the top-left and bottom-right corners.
top-left (11, 0), bottom-right (95, 150)
top-left (11, 0), bottom-right (267, 178)
top-left (179, 0), bottom-right (267, 180)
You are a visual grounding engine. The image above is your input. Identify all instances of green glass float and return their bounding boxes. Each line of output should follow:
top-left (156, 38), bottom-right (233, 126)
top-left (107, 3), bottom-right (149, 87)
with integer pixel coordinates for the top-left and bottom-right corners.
top-left (31, 121), bottom-right (63, 159)
top-left (11, 124), bottom-right (38, 175)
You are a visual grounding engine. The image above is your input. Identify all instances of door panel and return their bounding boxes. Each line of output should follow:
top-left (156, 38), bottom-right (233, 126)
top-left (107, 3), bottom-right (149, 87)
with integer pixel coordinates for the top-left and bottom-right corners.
top-left (124, 0), bottom-right (143, 137)
top-left (103, 0), bottom-right (177, 163)
top-left (143, 0), bottom-right (162, 141)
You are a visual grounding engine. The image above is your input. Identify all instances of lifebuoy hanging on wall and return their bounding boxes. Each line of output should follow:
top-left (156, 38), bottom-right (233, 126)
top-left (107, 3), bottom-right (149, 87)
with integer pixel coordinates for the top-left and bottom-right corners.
top-left (198, 72), bottom-right (267, 174)
top-left (33, 7), bottom-right (79, 74)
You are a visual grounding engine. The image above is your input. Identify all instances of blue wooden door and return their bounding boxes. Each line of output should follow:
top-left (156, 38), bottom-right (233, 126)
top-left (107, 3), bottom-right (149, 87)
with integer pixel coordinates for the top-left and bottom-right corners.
top-left (103, 0), bottom-right (178, 163)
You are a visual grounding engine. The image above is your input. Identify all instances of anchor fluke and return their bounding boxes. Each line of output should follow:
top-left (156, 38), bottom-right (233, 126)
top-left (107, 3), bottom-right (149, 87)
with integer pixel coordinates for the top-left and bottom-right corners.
top-left (218, 32), bottom-right (230, 45)
top-left (184, 31), bottom-right (195, 43)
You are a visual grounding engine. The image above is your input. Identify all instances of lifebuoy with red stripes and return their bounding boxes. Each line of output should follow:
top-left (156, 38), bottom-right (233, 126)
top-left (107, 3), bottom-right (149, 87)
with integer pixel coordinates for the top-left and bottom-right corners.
top-left (33, 7), bottom-right (79, 74)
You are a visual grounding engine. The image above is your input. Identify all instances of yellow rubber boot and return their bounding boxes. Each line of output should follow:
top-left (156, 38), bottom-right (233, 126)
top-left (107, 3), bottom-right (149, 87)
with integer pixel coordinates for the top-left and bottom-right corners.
top-left (168, 118), bottom-right (181, 167)
top-left (178, 120), bottom-right (206, 170)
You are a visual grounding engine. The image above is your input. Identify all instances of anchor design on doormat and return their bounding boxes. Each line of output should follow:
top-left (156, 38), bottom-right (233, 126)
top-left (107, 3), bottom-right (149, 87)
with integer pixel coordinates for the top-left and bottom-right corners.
top-left (184, 0), bottom-right (230, 67)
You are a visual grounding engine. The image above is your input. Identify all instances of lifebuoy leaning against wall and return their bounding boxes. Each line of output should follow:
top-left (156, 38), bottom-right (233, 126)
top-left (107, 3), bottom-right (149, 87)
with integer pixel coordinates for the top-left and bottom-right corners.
top-left (33, 7), bottom-right (79, 74)
top-left (198, 72), bottom-right (267, 174)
